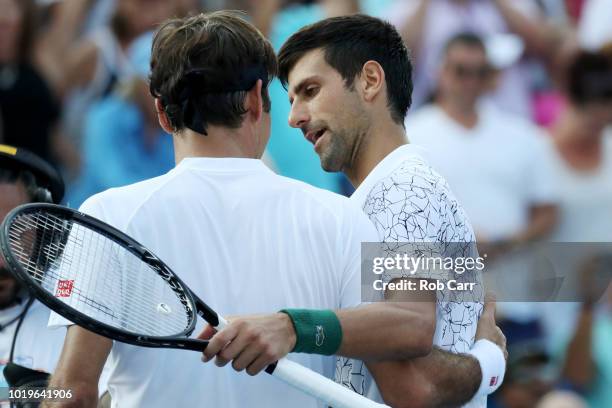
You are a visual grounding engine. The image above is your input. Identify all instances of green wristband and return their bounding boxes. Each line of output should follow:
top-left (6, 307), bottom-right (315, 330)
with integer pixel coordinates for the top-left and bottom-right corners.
top-left (279, 309), bottom-right (343, 355)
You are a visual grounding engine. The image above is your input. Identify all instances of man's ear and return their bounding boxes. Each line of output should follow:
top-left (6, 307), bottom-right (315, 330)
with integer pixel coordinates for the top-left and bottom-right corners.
top-left (245, 80), bottom-right (264, 123)
top-left (155, 98), bottom-right (175, 134)
top-left (359, 60), bottom-right (385, 103)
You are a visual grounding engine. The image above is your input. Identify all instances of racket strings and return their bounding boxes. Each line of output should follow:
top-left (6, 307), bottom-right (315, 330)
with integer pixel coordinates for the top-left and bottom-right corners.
top-left (13, 213), bottom-right (189, 336)
top-left (7, 212), bottom-right (192, 337)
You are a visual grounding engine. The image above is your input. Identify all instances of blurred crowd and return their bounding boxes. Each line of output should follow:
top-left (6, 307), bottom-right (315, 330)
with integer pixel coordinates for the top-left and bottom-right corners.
top-left (0, 0), bottom-right (611, 407)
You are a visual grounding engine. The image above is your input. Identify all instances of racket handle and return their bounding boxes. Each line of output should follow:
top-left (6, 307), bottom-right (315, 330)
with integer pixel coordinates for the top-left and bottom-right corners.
top-left (269, 358), bottom-right (389, 408)
top-left (216, 315), bottom-right (229, 329)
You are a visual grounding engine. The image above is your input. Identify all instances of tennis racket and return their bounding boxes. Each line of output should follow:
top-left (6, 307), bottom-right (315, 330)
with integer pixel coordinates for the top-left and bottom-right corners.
top-left (0, 203), bottom-right (388, 408)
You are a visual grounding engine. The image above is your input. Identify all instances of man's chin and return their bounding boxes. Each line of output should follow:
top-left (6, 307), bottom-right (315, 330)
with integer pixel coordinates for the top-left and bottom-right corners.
top-left (320, 159), bottom-right (343, 173)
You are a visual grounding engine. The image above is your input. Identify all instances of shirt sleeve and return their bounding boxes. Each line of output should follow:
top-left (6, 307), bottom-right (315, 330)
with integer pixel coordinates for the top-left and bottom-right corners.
top-left (361, 170), bottom-right (469, 283)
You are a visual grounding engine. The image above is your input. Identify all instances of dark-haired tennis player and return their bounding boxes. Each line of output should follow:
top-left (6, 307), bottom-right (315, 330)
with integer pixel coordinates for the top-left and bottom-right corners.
top-left (43, 12), bottom-right (483, 408)
top-left (202, 15), bottom-right (507, 408)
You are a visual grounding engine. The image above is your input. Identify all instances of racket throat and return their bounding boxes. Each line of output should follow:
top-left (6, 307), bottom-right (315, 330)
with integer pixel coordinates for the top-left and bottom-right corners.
top-left (193, 295), bottom-right (221, 327)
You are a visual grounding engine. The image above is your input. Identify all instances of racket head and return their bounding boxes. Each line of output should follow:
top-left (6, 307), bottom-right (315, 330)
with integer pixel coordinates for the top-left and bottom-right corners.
top-left (0, 203), bottom-right (201, 349)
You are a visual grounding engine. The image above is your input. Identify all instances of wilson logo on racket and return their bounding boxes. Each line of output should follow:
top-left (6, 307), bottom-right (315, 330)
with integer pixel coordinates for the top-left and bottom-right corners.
top-left (56, 280), bottom-right (75, 297)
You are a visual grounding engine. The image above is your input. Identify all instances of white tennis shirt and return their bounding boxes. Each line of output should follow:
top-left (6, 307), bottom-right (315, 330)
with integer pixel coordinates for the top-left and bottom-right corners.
top-left (337, 145), bottom-right (486, 408)
top-left (405, 104), bottom-right (558, 241)
top-left (49, 157), bottom-right (377, 408)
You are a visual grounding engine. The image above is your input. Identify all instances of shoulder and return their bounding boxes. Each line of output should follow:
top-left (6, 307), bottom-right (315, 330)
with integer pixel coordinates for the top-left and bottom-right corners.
top-left (365, 155), bottom-right (449, 201)
top-left (363, 156), bottom-right (475, 242)
top-left (78, 173), bottom-right (172, 229)
top-left (275, 174), bottom-right (361, 215)
top-left (263, 174), bottom-right (378, 242)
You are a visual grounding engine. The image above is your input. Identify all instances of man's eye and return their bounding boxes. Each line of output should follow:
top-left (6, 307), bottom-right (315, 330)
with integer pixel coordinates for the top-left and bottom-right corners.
top-left (305, 86), bottom-right (318, 97)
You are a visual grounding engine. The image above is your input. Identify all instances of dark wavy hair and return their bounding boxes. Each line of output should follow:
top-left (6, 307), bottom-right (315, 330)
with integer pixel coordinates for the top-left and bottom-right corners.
top-left (278, 14), bottom-right (413, 125)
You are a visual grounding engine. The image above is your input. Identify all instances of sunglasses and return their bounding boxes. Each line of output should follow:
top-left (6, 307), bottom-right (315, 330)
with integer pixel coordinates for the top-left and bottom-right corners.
top-left (449, 63), bottom-right (493, 80)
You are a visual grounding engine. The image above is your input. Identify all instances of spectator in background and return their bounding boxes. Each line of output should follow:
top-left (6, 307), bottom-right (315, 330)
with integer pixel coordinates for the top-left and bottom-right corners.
top-left (536, 391), bottom-right (588, 408)
top-left (66, 32), bottom-right (174, 208)
top-left (405, 33), bottom-right (558, 342)
top-left (406, 33), bottom-right (558, 255)
top-left (537, 50), bottom-right (612, 408)
top-left (492, 344), bottom-right (555, 408)
top-left (548, 50), bottom-right (612, 243)
top-left (0, 144), bottom-right (66, 395)
top-left (560, 267), bottom-right (611, 408)
top-left (0, 0), bottom-right (61, 165)
top-left (388, 0), bottom-right (556, 118)
top-left (60, 0), bottom-right (177, 173)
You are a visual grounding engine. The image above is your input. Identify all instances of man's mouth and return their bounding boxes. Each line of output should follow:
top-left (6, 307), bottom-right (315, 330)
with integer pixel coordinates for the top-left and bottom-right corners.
top-left (305, 128), bottom-right (327, 146)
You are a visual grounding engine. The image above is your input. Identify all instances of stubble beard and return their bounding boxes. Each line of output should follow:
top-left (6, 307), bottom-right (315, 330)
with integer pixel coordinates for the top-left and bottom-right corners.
top-left (319, 128), bottom-right (351, 173)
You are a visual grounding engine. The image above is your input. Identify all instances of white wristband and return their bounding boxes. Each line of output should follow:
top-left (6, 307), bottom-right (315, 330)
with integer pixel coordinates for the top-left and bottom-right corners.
top-left (467, 339), bottom-right (506, 395)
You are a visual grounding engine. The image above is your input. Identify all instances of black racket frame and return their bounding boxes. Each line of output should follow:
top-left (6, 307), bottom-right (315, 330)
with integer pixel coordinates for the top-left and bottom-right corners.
top-left (0, 203), bottom-right (220, 351)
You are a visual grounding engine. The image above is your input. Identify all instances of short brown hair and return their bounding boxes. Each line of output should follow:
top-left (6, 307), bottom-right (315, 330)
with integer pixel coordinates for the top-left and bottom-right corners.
top-left (149, 11), bottom-right (278, 134)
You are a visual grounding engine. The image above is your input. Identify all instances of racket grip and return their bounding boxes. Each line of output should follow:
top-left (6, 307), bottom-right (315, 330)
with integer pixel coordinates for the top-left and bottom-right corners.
top-left (269, 358), bottom-right (390, 408)
top-left (215, 315), bottom-right (229, 329)
top-left (213, 316), bottom-right (387, 407)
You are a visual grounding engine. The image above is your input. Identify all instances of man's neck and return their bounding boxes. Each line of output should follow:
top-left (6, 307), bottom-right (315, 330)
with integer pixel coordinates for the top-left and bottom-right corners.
top-left (173, 127), bottom-right (261, 164)
top-left (438, 98), bottom-right (479, 129)
top-left (345, 121), bottom-right (408, 188)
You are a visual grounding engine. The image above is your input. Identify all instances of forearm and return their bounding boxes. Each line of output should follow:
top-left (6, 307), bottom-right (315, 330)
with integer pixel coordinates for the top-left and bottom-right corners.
top-left (202, 286), bottom-right (435, 373)
top-left (321, 0), bottom-right (360, 18)
top-left (248, 0), bottom-right (281, 38)
top-left (414, 347), bottom-right (481, 407)
top-left (336, 302), bottom-right (434, 360)
top-left (511, 205), bottom-right (557, 244)
top-left (492, 0), bottom-right (553, 57)
top-left (562, 306), bottom-right (595, 388)
top-left (43, 326), bottom-right (112, 408)
top-left (41, 382), bottom-right (98, 408)
top-left (369, 347), bottom-right (481, 408)
top-left (399, 0), bottom-right (430, 55)
top-left (35, 0), bottom-right (93, 96)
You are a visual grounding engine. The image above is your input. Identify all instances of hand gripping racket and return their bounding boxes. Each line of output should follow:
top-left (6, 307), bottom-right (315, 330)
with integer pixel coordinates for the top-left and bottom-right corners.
top-left (0, 203), bottom-right (388, 408)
